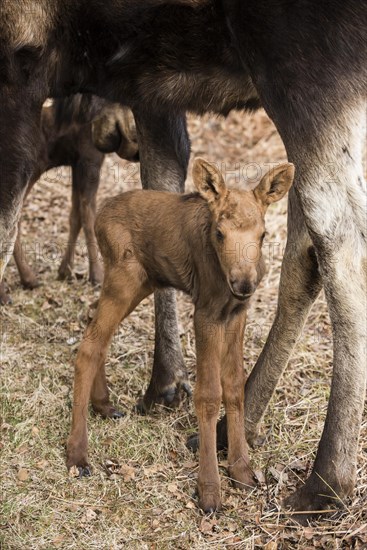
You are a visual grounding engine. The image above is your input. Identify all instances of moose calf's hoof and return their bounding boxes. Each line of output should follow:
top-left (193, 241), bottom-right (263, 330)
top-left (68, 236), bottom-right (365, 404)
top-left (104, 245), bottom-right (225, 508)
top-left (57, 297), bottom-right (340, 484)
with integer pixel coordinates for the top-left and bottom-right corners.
top-left (92, 403), bottom-right (125, 419)
top-left (229, 463), bottom-right (257, 490)
top-left (198, 484), bottom-right (222, 514)
top-left (74, 465), bottom-right (91, 478)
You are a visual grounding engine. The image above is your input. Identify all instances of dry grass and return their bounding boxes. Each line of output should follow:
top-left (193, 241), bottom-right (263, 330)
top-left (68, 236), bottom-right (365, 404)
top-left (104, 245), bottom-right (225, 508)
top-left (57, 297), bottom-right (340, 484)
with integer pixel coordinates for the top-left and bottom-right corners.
top-left (1, 110), bottom-right (366, 549)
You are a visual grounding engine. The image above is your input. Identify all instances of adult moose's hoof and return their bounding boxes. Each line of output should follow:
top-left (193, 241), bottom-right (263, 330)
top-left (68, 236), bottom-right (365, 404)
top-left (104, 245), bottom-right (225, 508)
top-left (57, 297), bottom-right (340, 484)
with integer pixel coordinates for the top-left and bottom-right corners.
top-left (21, 274), bottom-right (40, 290)
top-left (136, 377), bottom-right (192, 414)
top-left (283, 472), bottom-right (351, 524)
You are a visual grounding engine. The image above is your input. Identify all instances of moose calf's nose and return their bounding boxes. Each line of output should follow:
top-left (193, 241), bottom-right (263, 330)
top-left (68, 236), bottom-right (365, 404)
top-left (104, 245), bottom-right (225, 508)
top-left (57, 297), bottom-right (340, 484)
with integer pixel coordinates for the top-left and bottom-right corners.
top-left (230, 278), bottom-right (256, 297)
top-left (240, 280), bottom-right (257, 296)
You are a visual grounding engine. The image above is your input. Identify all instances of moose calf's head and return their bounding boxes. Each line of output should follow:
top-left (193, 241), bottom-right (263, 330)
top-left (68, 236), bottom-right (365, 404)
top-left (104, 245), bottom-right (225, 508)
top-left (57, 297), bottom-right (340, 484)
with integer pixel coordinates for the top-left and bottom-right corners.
top-left (192, 158), bottom-right (294, 300)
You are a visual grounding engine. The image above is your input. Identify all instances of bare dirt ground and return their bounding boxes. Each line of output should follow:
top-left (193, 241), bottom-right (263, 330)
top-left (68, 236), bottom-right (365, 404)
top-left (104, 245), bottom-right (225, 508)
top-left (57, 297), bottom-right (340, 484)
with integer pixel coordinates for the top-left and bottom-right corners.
top-left (1, 109), bottom-right (366, 549)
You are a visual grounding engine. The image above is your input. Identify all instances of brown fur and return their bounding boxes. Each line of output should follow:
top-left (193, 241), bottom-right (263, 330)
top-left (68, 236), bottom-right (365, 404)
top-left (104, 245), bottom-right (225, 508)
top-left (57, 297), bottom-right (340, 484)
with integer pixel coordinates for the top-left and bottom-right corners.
top-left (0, 98), bottom-right (138, 305)
top-left (66, 157), bottom-right (294, 512)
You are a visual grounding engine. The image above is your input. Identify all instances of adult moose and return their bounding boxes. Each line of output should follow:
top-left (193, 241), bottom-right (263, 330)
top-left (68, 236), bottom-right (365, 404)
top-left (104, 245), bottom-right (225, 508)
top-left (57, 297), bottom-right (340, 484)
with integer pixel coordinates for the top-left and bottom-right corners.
top-left (0, 0), bottom-right (365, 520)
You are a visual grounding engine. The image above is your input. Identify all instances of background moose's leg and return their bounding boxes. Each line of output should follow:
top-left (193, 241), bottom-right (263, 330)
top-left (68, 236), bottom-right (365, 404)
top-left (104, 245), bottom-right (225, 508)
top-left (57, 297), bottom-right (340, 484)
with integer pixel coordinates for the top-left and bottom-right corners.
top-left (194, 309), bottom-right (223, 513)
top-left (221, 311), bottom-right (256, 489)
top-left (58, 180), bottom-right (82, 281)
top-left (76, 157), bottom-right (104, 285)
top-left (67, 266), bottom-right (150, 474)
top-left (133, 109), bottom-right (192, 411)
top-left (59, 156), bottom-right (104, 285)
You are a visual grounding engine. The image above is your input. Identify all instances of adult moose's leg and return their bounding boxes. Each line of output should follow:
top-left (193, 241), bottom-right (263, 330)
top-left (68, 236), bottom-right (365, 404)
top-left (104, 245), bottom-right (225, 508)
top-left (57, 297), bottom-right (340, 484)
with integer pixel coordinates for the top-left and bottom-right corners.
top-left (0, 90), bottom-right (44, 287)
top-left (280, 105), bottom-right (367, 518)
top-left (13, 219), bottom-right (40, 290)
top-left (243, 189), bottom-right (322, 445)
top-left (133, 108), bottom-right (192, 411)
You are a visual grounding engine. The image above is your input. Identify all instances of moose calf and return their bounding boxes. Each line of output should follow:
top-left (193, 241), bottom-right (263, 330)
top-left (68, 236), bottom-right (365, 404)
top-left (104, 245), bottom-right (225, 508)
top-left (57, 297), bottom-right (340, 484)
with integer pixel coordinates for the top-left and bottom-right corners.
top-left (67, 158), bottom-right (294, 512)
top-left (0, 96), bottom-right (139, 305)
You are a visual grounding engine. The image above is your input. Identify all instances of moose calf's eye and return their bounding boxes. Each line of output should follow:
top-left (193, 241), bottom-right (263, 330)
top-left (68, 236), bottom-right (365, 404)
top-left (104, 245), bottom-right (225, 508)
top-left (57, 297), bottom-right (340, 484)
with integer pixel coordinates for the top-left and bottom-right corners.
top-left (216, 229), bottom-right (224, 241)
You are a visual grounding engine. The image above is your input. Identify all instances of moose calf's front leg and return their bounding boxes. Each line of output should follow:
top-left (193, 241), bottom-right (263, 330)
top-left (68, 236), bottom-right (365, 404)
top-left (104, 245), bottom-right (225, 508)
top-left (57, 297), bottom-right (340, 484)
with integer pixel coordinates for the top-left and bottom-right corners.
top-left (194, 311), bottom-right (222, 512)
top-left (222, 314), bottom-right (255, 489)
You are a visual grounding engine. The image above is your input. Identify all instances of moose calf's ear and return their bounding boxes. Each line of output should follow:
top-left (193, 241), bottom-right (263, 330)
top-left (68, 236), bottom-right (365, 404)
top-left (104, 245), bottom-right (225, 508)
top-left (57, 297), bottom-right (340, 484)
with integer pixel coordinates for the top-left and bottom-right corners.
top-left (254, 163), bottom-right (295, 206)
top-left (192, 157), bottom-right (227, 203)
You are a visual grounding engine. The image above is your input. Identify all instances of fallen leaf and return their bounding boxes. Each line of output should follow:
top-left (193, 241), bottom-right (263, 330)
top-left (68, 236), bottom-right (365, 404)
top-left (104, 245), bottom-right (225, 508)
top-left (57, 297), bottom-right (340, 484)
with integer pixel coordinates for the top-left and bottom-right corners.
top-left (264, 541), bottom-right (277, 550)
top-left (68, 465), bottom-right (80, 478)
top-left (17, 468), bottom-right (29, 481)
top-left (52, 535), bottom-right (66, 546)
top-left (36, 459), bottom-right (49, 470)
top-left (185, 501), bottom-right (196, 509)
top-left (303, 527), bottom-right (314, 541)
top-left (254, 469), bottom-right (265, 484)
top-left (151, 519), bottom-right (160, 529)
top-left (182, 461), bottom-right (197, 469)
top-left (118, 464), bottom-right (135, 482)
top-left (81, 509), bottom-right (98, 523)
top-left (199, 517), bottom-right (217, 534)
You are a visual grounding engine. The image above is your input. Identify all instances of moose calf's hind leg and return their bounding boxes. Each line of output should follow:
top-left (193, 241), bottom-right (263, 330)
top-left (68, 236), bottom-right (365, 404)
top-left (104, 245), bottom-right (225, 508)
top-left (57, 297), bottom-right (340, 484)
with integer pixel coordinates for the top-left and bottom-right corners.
top-left (67, 269), bottom-right (149, 474)
top-left (91, 366), bottom-right (124, 419)
top-left (77, 161), bottom-right (104, 286)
